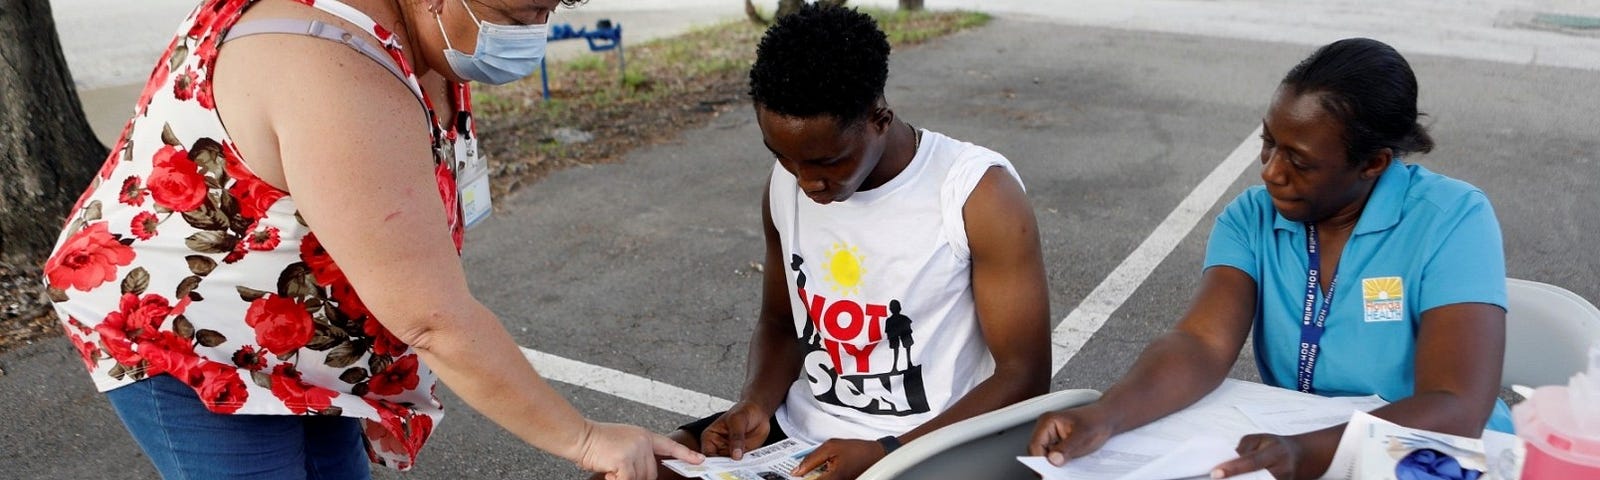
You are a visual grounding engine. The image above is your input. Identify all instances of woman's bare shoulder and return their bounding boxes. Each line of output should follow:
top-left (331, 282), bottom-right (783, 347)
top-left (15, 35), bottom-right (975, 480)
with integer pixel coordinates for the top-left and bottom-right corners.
top-left (210, 0), bottom-right (425, 190)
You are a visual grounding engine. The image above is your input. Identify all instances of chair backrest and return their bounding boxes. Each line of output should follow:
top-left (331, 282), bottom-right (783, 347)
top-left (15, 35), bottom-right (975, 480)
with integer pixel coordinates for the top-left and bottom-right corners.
top-left (856, 389), bottom-right (1101, 480)
top-left (1502, 278), bottom-right (1600, 390)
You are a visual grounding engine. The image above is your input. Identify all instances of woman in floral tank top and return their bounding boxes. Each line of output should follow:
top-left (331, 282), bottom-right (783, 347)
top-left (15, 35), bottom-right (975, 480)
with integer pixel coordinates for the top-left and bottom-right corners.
top-left (42, 0), bottom-right (701, 478)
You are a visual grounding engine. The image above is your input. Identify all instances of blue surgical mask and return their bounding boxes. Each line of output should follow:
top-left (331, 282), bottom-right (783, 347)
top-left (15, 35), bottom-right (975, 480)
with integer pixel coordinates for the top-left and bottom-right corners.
top-left (436, 0), bottom-right (548, 85)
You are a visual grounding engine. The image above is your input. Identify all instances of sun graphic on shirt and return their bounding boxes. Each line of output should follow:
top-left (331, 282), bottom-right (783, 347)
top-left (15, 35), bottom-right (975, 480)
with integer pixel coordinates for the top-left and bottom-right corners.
top-left (1362, 276), bottom-right (1403, 301)
top-left (822, 243), bottom-right (865, 295)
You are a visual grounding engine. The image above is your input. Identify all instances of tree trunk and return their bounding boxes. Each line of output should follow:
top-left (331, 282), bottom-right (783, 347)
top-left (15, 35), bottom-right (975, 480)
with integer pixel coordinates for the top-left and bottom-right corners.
top-left (0, 0), bottom-right (106, 267)
top-left (745, 0), bottom-right (816, 25)
top-left (743, 0), bottom-right (768, 25)
top-left (900, 0), bottom-right (925, 11)
top-left (774, 0), bottom-right (805, 18)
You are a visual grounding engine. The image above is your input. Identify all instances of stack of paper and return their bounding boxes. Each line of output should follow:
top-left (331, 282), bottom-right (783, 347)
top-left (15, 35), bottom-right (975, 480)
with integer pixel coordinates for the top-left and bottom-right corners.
top-left (1325, 411), bottom-right (1515, 480)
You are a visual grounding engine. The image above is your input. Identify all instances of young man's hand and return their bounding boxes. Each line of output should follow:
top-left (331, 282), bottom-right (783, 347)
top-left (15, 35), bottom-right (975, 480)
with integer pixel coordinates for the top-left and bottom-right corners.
top-left (791, 438), bottom-right (886, 479)
top-left (699, 401), bottom-right (773, 459)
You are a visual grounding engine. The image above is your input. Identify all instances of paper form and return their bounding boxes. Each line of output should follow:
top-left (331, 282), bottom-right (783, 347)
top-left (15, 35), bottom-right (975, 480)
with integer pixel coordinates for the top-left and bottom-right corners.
top-left (1235, 395), bottom-right (1387, 435)
top-left (1018, 432), bottom-right (1272, 480)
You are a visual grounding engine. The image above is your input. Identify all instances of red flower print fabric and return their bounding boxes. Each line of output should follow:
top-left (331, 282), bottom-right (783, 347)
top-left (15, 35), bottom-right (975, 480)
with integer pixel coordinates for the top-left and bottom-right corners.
top-left (147, 145), bottom-right (208, 211)
top-left (41, 0), bottom-right (470, 470)
top-left (45, 222), bottom-right (136, 292)
top-left (270, 364), bottom-right (339, 415)
top-left (119, 176), bottom-right (146, 206)
top-left (243, 295), bottom-right (314, 355)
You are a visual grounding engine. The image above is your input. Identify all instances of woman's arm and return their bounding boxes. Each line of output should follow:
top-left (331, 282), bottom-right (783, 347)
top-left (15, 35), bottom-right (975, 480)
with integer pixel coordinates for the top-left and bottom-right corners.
top-left (1219, 195), bottom-right (1508, 479)
top-left (1216, 302), bottom-right (1505, 479)
top-left (220, 32), bottom-right (698, 479)
top-left (1030, 265), bottom-right (1259, 465)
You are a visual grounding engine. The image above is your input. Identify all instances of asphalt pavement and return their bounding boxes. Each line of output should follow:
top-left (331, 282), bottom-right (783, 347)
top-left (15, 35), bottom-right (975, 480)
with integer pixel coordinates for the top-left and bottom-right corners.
top-left (6, 1), bottom-right (1599, 478)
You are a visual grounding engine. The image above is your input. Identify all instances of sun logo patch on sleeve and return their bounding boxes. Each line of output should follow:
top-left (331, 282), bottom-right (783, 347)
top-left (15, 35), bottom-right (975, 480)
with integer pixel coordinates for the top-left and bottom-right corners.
top-left (1361, 276), bottom-right (1404, 323)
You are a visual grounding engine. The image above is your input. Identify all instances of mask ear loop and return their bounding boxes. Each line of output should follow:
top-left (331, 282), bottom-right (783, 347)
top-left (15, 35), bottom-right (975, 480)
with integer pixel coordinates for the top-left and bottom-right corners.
top-left (457, 0), bottom-right (484, 25)
top-left (435, 0), bottom-right (483, 51)
top-left (433, 12), bottom-right (456, 50)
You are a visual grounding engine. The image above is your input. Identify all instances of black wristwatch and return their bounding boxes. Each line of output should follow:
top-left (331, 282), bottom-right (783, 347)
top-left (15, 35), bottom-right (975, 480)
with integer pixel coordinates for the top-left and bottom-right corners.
top-left (875, 435), bottom-right (902, 454)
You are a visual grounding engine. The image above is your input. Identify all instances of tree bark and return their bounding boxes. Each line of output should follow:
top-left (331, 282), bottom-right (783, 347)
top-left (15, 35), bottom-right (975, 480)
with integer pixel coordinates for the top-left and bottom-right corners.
top-left (746, 0), bottom-right (837, 25)
top-left (0, 0), bottom-right (106, 267)
top-left (774, 0), bottom-right (805, 18)
top-left (900, 0), bottom-right (925, 11)
top-left (743, 0), bottom-right (768, 25)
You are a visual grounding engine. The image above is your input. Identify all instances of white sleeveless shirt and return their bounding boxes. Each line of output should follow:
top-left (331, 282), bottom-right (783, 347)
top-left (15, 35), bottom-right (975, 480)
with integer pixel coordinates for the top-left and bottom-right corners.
top-left (769, 129), bottom-right (1022, 443)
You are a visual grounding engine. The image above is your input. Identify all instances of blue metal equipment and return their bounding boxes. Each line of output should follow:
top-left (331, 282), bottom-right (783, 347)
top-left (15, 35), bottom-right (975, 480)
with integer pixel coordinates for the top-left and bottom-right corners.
top-left (539, 19), bottom-right (624, 100)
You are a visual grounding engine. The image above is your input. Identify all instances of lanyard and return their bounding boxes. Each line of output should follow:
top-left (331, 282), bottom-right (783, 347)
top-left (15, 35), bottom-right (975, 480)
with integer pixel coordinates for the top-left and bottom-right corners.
top-left (1296, 223), bottom-right (1337, 393)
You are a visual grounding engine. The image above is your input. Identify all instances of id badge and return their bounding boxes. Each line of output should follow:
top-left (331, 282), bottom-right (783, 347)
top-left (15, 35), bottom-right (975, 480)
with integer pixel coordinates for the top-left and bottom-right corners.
top-left (455, 135), bottom-right (492, 229)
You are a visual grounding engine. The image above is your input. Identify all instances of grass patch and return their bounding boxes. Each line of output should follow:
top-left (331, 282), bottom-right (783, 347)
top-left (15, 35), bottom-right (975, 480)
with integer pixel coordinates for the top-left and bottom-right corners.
top-left (472, 9), bottom-right (992, 196)
top-left (564, 54), bottom-right (609, 73)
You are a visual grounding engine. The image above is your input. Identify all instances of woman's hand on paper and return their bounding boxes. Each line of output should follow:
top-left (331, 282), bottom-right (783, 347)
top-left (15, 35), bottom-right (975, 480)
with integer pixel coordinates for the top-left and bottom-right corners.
top-left (1028, 405), bottom-right (1118, 466)
top-left (1213, 433), bottom-right (1302, 479)
top-left (573, 420), bottom-right (704, 480)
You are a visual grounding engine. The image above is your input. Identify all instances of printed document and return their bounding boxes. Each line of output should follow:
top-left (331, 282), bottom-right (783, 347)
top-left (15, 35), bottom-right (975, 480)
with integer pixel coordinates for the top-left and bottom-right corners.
top-left (1325, 411), bottom-right (1521, 480)
top-left (662, 438), bottom-right (822, 480)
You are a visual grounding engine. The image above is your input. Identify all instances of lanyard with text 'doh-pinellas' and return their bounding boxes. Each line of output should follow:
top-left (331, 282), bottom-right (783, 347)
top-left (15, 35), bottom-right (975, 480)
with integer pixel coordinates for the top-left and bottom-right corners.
top-left (1297, 223), bottom-right (1338, 394)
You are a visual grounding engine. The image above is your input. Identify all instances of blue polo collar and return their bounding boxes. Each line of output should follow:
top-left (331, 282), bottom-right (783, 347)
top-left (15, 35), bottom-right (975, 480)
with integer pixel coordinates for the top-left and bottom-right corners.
top-left (1273, 159), bottom-right (1408, 235)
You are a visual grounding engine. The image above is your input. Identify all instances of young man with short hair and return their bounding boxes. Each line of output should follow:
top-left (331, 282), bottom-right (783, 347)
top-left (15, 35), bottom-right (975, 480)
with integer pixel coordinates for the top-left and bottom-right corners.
top-left (663, 5), bottom-right (1053, 479)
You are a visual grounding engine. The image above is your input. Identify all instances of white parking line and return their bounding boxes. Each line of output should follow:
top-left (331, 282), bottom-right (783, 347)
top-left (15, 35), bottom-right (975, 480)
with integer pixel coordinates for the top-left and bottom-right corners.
top-left (1050, 127), bottom-right (1264, 376)
top-left (521, 347), bottom-right (733, 418)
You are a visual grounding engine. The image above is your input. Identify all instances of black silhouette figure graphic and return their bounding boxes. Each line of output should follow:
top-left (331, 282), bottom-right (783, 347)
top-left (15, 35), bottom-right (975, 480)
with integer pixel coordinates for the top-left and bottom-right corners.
top-left (792, 254), bottom-right (819, 345)
top-left (886, 300), bottom-right (915, 371)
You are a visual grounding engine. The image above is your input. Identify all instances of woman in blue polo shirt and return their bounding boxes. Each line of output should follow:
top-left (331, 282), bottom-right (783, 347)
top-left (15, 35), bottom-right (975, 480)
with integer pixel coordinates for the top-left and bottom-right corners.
top-left (1028, 38), bottom-right (1509, 479)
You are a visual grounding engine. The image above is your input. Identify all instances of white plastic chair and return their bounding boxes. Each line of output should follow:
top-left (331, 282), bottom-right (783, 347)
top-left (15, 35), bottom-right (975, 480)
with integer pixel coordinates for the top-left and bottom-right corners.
top-left (855, 389), bottom-right (1101, 480)
top-left (1503, 278), bottom-right (1600, 394)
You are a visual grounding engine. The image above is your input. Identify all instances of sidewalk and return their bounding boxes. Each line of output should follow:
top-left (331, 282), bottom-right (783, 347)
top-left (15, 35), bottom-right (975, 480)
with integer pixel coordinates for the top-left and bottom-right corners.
top-left (67, 0), bottom-right (1600, 145)
top-left (68, 1), bottom-right (744, 145)
top-left (899, 0), bottom-right (1600, 72)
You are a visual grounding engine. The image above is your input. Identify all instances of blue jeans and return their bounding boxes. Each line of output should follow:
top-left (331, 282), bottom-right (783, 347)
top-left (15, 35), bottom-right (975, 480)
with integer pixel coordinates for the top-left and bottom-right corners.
top-left (105, 374), bottom-right (370, 480)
